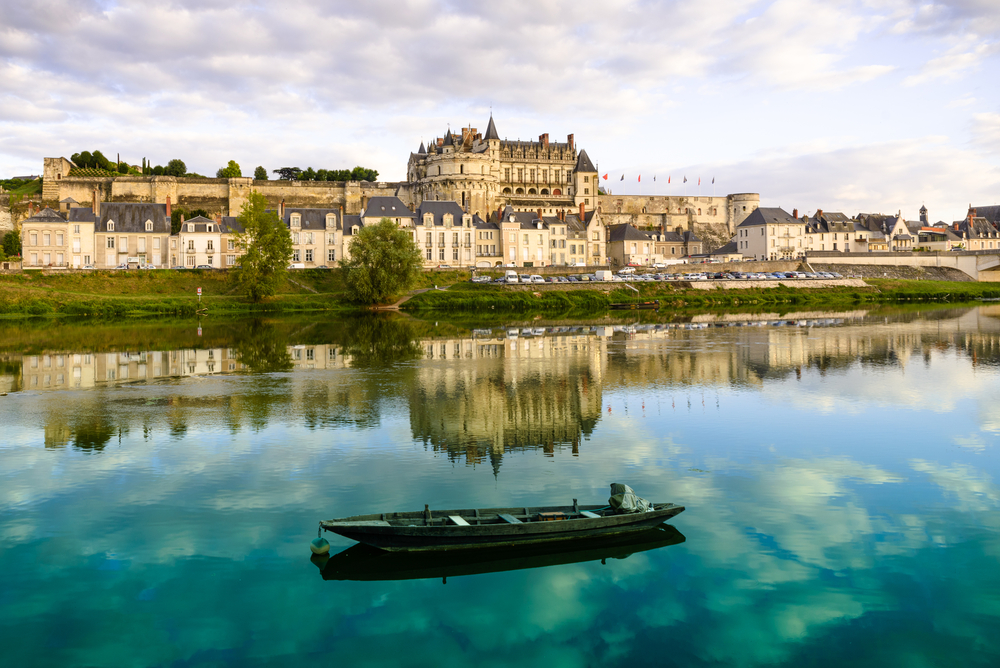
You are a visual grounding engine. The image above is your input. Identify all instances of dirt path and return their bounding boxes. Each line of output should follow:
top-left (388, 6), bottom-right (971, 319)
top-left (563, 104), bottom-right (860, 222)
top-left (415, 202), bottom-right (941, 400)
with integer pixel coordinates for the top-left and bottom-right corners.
top-left (373, 286), bottom-right (447, 310)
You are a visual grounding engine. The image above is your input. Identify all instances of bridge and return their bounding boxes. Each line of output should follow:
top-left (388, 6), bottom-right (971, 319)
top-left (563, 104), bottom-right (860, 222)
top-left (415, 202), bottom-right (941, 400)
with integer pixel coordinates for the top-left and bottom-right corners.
top-left (806, 251), bottom-right (1000, 281)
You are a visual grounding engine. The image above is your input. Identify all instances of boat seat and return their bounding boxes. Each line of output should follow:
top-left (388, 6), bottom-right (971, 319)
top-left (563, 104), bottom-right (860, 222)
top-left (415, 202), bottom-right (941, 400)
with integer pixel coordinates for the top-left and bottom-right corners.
top-left (580, 511), bottom-right (601, 519)
top-left (448, 515), bottom-right (470, 526)
top-left (498, 513), bottom-right (522, 524)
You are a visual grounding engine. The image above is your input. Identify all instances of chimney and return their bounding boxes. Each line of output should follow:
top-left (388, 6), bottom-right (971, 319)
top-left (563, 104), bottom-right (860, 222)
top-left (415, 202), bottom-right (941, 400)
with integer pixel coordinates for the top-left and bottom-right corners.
top-left (567, 134), bottom-right (574, 151)
top-left (214, 213), bottom-right (222, 223)
top-left (280, 199), bottom-right (285, 218)
top-left (165, 195), bottom-right (171, 219)
top-left (816, 209), bottom-right (823, 218)
top-left (792, 208), bottom-right (798, 219)
top-left (180, 214), bottom-right (185, 224)
top-left (579, 202), bottom-right (586, 220)
top-left (28, 201), bottom-right (34, 217)
top-left (539, 133), bottom-right (549, 149)
top-left (537, 208), bottom-right (543, 221)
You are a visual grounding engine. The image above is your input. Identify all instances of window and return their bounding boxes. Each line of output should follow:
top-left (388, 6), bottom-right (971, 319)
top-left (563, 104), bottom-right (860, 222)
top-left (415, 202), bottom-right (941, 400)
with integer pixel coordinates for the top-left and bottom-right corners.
top-left (145, 221), bottom-right (153, 231)
top-left (593, 232), bottom-right (599, 240)
top-left (72, 239), bottom-right (81, 253)
top-left (227, 255), bottom-right (236, 266)
top-left (73, 225), bottom-right (80, 234)
top-left (187, 240), bottom-right (195, 250)
top-left (426, 247), bottom-right (432, 260)
top-left (291, 214), bottom-right (301, 228)
top-left (510, 232), bottom-right (516, 242)
top-left (453, 247), bottom-right (459, 260)
top-left (120, 237), bottom-right (127, 252)
top-left (305, 249), bottom-right (313, 262)
top-left (107, 237), bottom-right (115, 249)
top-left (30, 232), bottom-right (37, 245)
top-left (56, 233), bottom-right (63, 246)
top-left (328, 249), bottom-right (335, 262)
top-left (206, 240), bottom-right (214, 250)
top-left (108, 222), bottom-right (115, 231)
top-left (439, 248), bottom-right (445, 260)
top-left (292, 232), bottom-right (299, 244)
top-left (207, 225), bottom-right (213, 232)
top-left (207, 256), bottom-right (213, 265)
top-left (292, 250), bottom-right (300, 262)
top-left (153, 238), bottom-right (160, 250)
top-left (43, 232), bottom-right (50, 246)
top-left (138, 238), bottom-right (146, 252)
top-left (188, 224), bottom-right (194, 232)
top-left (504, 168), bottom-right (510, 181)
top-left (30, 252), bottom-right (37, 265)
top-left (584, 175), bottom-right (589, 183)
top-left (186, 255), bottom-right (195, 266)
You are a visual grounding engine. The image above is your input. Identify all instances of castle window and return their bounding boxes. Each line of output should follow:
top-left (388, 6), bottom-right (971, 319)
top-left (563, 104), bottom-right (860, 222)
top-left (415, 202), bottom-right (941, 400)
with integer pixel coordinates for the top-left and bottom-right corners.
top-left (460, 165), bottom-right (464, 174)
top-left (444, 214), bottom-right (453, 227)
top-left (584, 176), bottom-right (589, 183)
top-left (517, 168), bottom-right (523, 181)
top-left (208, 225), bottom-right (213, 232)
top-left (145, 221), bottom-right (153, 232)
top-left (107, 222), bottom-right (115, 232)
top-left (553, 189), bottom-right (561, 196)
top-left (698, 208), bottom-right (701, 215)
top-left (504, 168), bottom-right (510, 181)
top-left (352, 226), bottom-right (359, 235)
top-left (584, 188), bottom-right (589, 195)
top-left (503, 187), bottom-right (511, 194)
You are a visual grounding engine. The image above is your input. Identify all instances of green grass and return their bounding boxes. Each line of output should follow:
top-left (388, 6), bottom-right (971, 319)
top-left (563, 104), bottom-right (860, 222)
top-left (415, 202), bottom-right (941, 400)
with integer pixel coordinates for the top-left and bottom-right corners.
top-left (4, 179), bottom-right (42, 198)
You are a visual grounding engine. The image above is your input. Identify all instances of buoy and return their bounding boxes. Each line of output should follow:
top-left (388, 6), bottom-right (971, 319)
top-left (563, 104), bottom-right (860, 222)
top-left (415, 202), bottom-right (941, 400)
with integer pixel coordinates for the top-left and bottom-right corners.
top-left (310, 537), bottom-right (330, 555)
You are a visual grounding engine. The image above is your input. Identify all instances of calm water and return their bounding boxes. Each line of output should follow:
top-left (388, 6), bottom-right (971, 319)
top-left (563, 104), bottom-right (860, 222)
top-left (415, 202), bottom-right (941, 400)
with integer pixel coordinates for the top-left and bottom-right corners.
top-left (2, 307), bottom-right (1000, 666)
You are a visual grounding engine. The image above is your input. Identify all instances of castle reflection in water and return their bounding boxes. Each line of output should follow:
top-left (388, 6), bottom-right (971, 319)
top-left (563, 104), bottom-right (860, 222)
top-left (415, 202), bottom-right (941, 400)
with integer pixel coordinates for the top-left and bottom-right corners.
top-left (6, 306), bottom-right (1000, 463)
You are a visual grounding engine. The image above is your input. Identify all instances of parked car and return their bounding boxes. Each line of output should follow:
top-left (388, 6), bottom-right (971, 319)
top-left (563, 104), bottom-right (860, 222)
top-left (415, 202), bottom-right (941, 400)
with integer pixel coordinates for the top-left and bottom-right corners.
top-left (288, 263), bottom-right (305, 269)
top-left (530, 275), bottom-right (545, 284)
top-left (196, 264), bottom-right (216, 270)
top-left (81, 264), bottom-right (96, 270)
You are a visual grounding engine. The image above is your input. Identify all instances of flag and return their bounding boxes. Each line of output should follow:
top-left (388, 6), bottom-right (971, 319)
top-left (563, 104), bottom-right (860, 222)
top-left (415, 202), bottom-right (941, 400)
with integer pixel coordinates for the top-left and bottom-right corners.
top-left (712, 177), bottom-right (715, 184)
top-left (653, 175), bottom-right (656, 181)
top-left (602, 173), bottom-right (608, 180)
top-left (638, 175), bottom-right (641, 182)
top-left (620, 174), bottom-right (624, 181)
top-left (668, 176), bottom-right (671, 184)
top-left (683, 176), bottom-right (687, 183)
top-left (698, 177), bottom-right (701, 186)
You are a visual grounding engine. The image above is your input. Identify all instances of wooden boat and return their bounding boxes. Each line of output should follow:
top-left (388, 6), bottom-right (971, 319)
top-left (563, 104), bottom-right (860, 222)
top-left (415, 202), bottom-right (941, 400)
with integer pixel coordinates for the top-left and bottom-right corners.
top-left (313, 524), bottom-right (686, 582)
top-left (320, 500), bottom-right (685, 552)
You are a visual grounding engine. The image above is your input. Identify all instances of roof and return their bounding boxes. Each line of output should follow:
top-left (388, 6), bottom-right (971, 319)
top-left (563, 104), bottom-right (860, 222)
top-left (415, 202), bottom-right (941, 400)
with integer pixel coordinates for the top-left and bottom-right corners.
top-left (21, 207), bottom-right (66, 224)
top-left (418, 142), bottom-right (426, 154)
top-left (607, 223), bottom-right (650, 243)
top-left (415, 201), bottom-right (468, 226)
top-left (178, 217), bottom-right (220, 233)
top-left (68, 208), bottom-right (96, 223)
top-left (575, 149), bottom-right (597, 173)
top-left (277, 207), bottom-right (340, 230)
top-left (484, 115), bottom-right (499, 141)
top-left (710, 241), bottom-right (740, 256)
top-left (97, 202), bottom-right (170, 233)
top-left (473, 214), bottom-right (498, 230)
top-left (972, 205), bottom-right (1000, 225)
top-left (363, 197), bottom-right (415, 219)
top-left (59, 197), bottom-right (78, 204)
top-left (737, 207), bottom-right (799, 228)
top-left (442, 131), bottom-right (454, 147)
top-left (343, 215), bottom-right (363, 235)
top-left (219, 216), bottom-right (245, 235)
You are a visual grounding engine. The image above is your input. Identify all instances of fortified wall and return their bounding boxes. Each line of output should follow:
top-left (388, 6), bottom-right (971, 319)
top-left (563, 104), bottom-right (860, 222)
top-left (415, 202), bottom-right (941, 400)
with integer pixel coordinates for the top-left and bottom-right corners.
top-left (42, 158), bottom-right (405, 216)
top-left (597, 193), bottom-right (759, 249)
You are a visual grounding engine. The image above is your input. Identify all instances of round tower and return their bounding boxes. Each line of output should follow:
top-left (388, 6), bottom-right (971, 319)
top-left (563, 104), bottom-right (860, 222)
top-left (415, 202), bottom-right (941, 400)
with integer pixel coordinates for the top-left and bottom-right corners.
top-left (728, 193), bottom-right (760, 231)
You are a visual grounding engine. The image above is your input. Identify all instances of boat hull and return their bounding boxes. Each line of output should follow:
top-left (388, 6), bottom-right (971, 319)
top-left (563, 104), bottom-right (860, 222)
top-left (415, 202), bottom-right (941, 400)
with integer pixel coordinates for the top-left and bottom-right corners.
top-left (321, 503), bottom-right (684, 551)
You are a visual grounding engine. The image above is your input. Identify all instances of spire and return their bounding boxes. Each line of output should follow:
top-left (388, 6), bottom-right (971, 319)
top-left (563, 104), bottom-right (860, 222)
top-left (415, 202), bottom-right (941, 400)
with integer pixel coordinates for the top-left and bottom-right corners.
top-left (484, 114), bottom-right (499, 140)
top-left (442, 130), bottom-right (454, 147)
top-left (575, 149), bottom-right (597, 173)
top-left (418, 141), bottom-right (426, 154)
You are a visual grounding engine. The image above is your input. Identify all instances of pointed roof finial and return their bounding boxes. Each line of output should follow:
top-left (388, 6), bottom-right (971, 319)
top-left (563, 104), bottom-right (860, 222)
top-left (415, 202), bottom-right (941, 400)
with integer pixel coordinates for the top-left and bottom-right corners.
top-left (485, 114), bottom-right (499, 140)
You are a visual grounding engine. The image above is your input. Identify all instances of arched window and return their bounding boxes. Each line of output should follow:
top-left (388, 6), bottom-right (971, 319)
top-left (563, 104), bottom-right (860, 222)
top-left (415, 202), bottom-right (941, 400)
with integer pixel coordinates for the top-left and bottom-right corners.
top-left (528, 188), bottom-right (536, 195)
top-left (698, 208), bottom-right (702, 215)
top-left (145, 221), bottom-right (153, 231)
top-left (553, 189), bottom-right (561, 196)
top-left (540, 188), bottom-right (549, 195)
top-left (515, 188), bottom-right (524, 194)
top-left (460, 164), bottom-right (464, 174)
top-left (503, 187), bottom-right (512, 194)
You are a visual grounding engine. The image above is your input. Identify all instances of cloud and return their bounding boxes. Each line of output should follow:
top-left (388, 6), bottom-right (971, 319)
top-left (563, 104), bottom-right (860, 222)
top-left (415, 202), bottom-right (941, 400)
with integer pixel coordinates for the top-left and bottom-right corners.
top-left (972, 112), bottom-right (1000, 153)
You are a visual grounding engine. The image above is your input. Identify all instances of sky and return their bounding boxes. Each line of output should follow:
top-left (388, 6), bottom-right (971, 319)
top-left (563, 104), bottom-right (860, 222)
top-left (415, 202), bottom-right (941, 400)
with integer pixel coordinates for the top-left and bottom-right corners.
top-left (1, 0), bottom-right (999, 223)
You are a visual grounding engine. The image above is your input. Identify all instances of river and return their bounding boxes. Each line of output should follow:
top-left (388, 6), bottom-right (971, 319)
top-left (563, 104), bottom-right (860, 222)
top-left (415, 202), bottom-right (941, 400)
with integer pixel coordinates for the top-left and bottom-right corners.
top-left (2, 306), bottom-right (1000, 666)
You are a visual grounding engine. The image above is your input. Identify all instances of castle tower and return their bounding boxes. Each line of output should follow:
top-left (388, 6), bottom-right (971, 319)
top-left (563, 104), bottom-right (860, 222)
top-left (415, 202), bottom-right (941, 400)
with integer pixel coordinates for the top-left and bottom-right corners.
top-left (572, 149), bottom-right (598, 210)
top-left (920, 204), bottom-right (928, 224)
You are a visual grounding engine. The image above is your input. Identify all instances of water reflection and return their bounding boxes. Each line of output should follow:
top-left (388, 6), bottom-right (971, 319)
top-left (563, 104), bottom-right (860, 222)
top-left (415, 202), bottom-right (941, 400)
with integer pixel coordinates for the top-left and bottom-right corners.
top-left (314, 523), bottom-right (686, 582)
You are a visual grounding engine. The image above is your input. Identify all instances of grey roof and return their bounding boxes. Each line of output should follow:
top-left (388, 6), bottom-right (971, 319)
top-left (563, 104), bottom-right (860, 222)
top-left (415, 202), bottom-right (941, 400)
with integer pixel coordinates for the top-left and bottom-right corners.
top-left (68, 208), bottom-right (96, 223)
top-left (97, 202), bottom-right (170, 233)
top-left (219, 216), bottom-right (245, 235)
top-left (415, 201), bottom-right (467, 226)
top-left (275, 207), bottom-right (340, 230)
top-left (179, 217), bottom-right (219, 233)
top-left (22, 207), bottom-right (66, 223)
top-left (737, 207), bottom-right (799, 227)
top-left (343, 215), bottom-right (363, 235)
top-left (418, 141), bottom-right (426, 154)
top-left (973, 205), bottom-right (1000, 225)
top-left (710, 241), bottom-right (740, 256)
top-left (59, 197), bottom-right (78, 204)
top-left (484, 115), bottom-right (499, 141)
top-left (363, 197), bottom-right (415, 219)
top-left (473, 214), bottom-right (498, 230)
top-left (608, 223), bottom-right (650, 243)
top-left (442, 131), bottom-right (454, 147)
top-left (575, 149), bottom-right (597, 173)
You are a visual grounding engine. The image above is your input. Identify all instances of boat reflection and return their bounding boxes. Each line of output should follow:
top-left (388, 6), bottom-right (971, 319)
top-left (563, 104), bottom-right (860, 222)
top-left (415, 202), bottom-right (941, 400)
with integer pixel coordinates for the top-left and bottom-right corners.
top-left (311, 523), bottom-right (686, 583)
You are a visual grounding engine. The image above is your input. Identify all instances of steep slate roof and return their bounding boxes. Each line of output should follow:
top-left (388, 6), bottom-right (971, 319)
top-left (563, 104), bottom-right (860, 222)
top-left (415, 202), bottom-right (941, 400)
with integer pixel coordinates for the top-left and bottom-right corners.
top-left (473, 214), bottom-right (498, 230)
top-left (22, 207), bottom-right (66, 223)
top-left (219, 216), bottom-right (245, 235)
top-left (442, 131), bottom-right (454, 147)
top-left (484, 115), bottom-right (499, 140)
top-left (575, 149), bottom-right (597, 173)
top-left (279, 207), bottom-right (340, 230)
top-left (415, 201), bottom-right (467, 226)
top-left (710, 241), bottom-right (740, 256)
top-left (342, 215), bottom-right (363, 235)
top-left (973, 205), bottom-right (1000, 225)
top-left (68, 208), bottom-right (97, 223)
top-left (418, 141), bottom-right (426, 154)
top-left (363, 197), bottom-right (415, 219)
top-left (97, 202), bottom-right (170, 233)
top-left (59, 197), bottom-right (78, 204)
top-left (607, 223), bottom-right (650, 242)
top-left (737, 207), bottom-right (798, 227)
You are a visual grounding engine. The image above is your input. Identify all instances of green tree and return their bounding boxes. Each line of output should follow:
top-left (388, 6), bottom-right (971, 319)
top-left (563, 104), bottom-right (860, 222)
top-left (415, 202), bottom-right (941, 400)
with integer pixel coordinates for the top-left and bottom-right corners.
top-left (152, 165), bottom-right (165, 176)
top-left (230, 191), bottom-right (293, 303)
top-left (217, 160), bottom-right (242, 178)
top-left (91, 150), bottom-right (111, 171)
top-left (118, 162), bottom-right (129, 174)
top-left (351, 166), bottom-right (379, 181)
top-left (2, 228), bottom-right (21, 257)
top-left (253, 165), bottom-right (268, 180)
top-left (273, 167), bottom-right (301, 180)
top-left (342, 217), bottom-right (423, 304)
top-left (165, 159), bottom-right (187, 177)
top-left (299, 167), bottom-right (316, 181)
top-left (76, 151), bottom-right (93, 168)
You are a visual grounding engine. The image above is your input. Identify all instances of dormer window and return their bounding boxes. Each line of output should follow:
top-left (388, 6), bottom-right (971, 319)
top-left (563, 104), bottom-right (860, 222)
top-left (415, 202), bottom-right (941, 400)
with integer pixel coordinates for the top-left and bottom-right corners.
top-left (188, 224), bottom-right (194, 232)
top-left (207, 225), bottom-right (213, 232)
top-left (352, 225), bottom-right (359, 235)
top-left (145, 221), bottom-right (153, 232)
top-left (291, 214), bottom-right (301, 229)
top-left (107, 221), bottom-right (115, 231)
top-left (423, 213), bottom-right (433, 226)
top-left (326, 214), bottom-right (335, 229)
top-left (443, 214), bottom-right (453, 228)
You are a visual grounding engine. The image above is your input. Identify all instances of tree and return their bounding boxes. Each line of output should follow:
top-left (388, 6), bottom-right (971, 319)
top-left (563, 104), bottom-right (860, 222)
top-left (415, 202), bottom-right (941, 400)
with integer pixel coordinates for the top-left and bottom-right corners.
top-left (2, 228), bottom-right (21, 258)
top-left (314, 169), bottom-right (328, 182)
top-left (342, 217), bottom-right (423, 304)
top-left (152, 165), bottom-right (164, 176)
top-left (164, 159), bottom-right (187, 177)
top-left (273, 167), bottom-right (301, 180)
top-left (351, 166), bottom-right (379, 182)
top-left (253, 165), bottom-right (268, 180)
top-left (231, 191), bottom-right (293, 303)
top-left (118, 162), bottom-right (129, 174)
top-left (299, 167), bottom-right (316, 181)
top-left (76, 151), bottom-right (93, 168)
top-left (91, 150), bottom-right (111, 171)
top-left (217, 160), bottom-right (242, 178)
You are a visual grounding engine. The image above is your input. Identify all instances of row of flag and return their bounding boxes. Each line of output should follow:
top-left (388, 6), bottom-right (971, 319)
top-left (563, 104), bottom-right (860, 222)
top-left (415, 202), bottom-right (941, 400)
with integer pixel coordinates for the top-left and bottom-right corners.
top-left (602, 174), bottom-right (714, 185)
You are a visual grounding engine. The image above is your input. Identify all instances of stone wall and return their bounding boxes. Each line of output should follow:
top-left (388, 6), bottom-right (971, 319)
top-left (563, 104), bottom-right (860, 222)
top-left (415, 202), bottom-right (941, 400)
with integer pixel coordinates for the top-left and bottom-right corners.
top-left (0, 195), bottom-right (11, 233)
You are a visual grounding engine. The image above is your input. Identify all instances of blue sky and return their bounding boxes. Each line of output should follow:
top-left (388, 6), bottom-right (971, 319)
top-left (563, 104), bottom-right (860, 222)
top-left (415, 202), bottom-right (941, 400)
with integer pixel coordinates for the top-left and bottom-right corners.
top-left (1, 0), bottom-right (998, 222)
